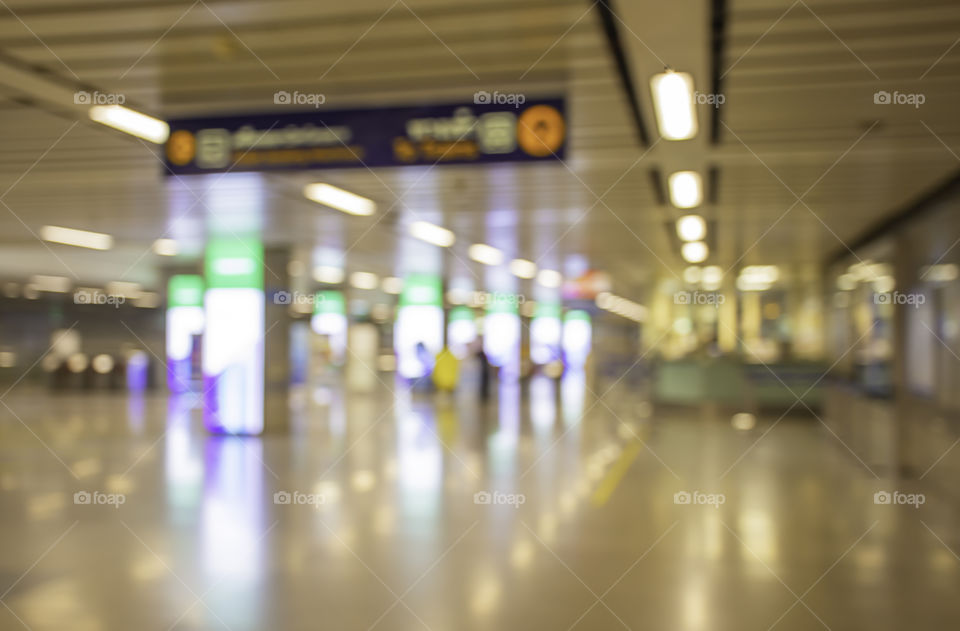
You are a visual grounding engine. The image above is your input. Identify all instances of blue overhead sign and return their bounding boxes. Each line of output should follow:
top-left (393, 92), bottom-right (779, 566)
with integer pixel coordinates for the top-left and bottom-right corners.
top-left (163, 98), bottom-right (566, 175)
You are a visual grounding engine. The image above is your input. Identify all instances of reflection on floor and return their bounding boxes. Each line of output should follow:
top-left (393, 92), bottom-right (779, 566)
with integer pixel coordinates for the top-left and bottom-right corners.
top-left (0, 374), bottom-right (958, 630)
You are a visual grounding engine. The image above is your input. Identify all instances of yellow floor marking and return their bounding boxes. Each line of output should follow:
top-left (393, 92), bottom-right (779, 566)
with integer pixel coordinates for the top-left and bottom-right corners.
top-left (591, 439), bottom-right (642, 507)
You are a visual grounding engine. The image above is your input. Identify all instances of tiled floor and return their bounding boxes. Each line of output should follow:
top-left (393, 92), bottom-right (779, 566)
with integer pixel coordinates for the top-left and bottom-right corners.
top-left (0, 375), bottom-right (958, 630)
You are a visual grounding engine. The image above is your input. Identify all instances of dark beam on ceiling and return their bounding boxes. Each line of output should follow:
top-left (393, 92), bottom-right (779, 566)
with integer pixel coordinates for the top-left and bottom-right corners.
top-left (595, 0), bottom-right (651, 147)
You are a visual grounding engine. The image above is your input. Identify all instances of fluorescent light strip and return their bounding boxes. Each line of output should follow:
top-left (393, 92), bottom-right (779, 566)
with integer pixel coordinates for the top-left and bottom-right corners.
top-left (40, 225), bottom-right (113, 250)
top-left (106, 281), bottom-right (142, 298)
top-left (650, 71), bottom-right (698, 140)
top-left (409, 221), bottom-right (455, 247)
top-left (595, 292), bottom-right (646, 322)
top-left (381, 276), bottom-right (403, 294)
top-left (153, 238), bottom-right (178, 256)
top-left (313, 265), bottom-right (344, 284)
top-left (536, 269), bottom-right (563, 288)
top-left (349, 271), bottom-right (379, 290)
top-left (88, 105), bottom-right (169, 144)
top-left (468, 243), bottom-right (503, 266)
top-left (30, 275), bottom-right (71, 293)
top-left (304, 183), bottom-right (376, 216)
top-left (509, 258), bottom-right (537, 279)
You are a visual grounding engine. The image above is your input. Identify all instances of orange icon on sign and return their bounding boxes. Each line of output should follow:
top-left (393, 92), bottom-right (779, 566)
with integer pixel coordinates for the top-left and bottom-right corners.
top-left (393, 137), bottom-right (418, 162)
top-left (517, 105), bottom-right (565, 157)
top-left (166, 130), bottom-right (196, 165)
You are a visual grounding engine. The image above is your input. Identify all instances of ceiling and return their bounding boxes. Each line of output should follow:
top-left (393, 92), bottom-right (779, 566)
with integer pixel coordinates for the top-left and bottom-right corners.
top-left (0, 0), bottom-right (957, 298)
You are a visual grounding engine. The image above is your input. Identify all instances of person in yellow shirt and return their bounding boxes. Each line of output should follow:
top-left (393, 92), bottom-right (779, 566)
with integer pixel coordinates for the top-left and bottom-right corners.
top-left (432, 346), bottom-right (460, 393)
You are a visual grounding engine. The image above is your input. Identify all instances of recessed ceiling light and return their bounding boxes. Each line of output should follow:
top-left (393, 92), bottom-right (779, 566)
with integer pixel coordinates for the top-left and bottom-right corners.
top-left (668, 172), bottom-right (702, 209)
top-left (304, 183), bottom-right (376, 216)
top-left (681, 241), bottom-right (709, 263)
top-left (650, 71), bottom-right (698, 140)
top-left (702, 265), bottom-right (723, 289)
top-left (676, 214), bottom-right (706, 241)
top-left (40, 225), bottom-right (113, 250)
top-left (88, 105), bottom-right (169, 144)
top-left (683, 266), bottom-right (702, 284)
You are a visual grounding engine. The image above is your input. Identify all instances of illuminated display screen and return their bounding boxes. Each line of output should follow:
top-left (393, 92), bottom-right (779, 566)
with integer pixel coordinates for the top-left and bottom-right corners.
top-left (311, 290), bottom-right (347, 362)
top-left (395, 274), bottom-right (443, 379)
top-left (483, 293), bottom-right (521, 370)
top-left (166, 274), bottom-right (204, 393)
top-left (202, 238), bottom-right (264, 435)
top-left (530, 302), bottom-right (562, 365)
top-left (446, 306), bottom-right (477, 358)
top-left (562, 309), bottom-right (592, 369)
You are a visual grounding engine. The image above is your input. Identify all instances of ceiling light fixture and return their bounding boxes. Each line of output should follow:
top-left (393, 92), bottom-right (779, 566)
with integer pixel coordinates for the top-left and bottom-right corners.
top-left (596, 292), bottom-right (647, 322)
top-left (381, 276), bottom-right (403, 295)
top-left (303, 183), bottom-right (376, 216)
top-left (737, 265), bottom-right (780, 291)
top-left (668, 171), bottom-right (703, 209)
top-left (509, 258), bottom-right (537, 279)
top-left (40, 225), bottom-right (113, 250)
top-left (153, 238), bottom-right (178, 256)
top-left (312, 265), bottom-right (344, 284)
top-left (468, 243), bottom-right (504, 266)
top-left (88, 105), bottom-right (169, 144)
top-left (650, 71), bottom-right (698, 140)
top-left (681, 241), bottom-right (709, 263)
top-left (676, 214), bottom-right (707, 241)
top-left (29, 275), bottom-right (71, 293)
top-left (683, 266), bottom-right (702, 284)
top-left (536, 269), bottom-right (563, 288)
top-left (701, 265), bottom-right (723, 290)
top-left (349, 271), bottom-right (379, 290)
top-left (409, 221), bottom-right (455, 247)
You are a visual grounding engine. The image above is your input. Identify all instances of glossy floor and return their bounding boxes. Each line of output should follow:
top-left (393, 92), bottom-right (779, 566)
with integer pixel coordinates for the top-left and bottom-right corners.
top-left (0, 376), bottom-right (958, 630)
